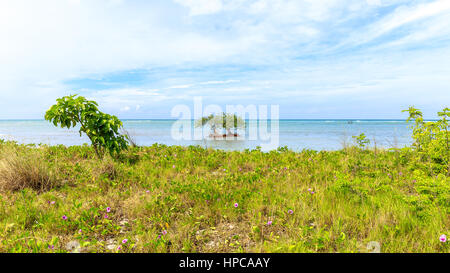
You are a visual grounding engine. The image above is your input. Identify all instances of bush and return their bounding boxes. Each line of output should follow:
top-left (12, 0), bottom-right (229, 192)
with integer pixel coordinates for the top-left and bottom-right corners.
top-left (45, 95), bottom-right (128, 158)
top-left (403, 107), bottom-right (449, 175)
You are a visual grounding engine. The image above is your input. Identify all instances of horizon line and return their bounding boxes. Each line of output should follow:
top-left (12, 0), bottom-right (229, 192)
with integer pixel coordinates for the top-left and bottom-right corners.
top-left (0, 118), bottom-right (438, 121)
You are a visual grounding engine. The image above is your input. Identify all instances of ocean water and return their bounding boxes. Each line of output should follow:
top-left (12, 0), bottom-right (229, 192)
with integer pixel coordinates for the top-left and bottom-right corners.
top-left (0, 119), bottom-right (413, 151)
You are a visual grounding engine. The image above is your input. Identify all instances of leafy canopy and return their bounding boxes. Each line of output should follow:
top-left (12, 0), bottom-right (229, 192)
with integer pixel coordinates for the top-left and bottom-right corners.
top-left (45, 95), bottom-right (128, 158)
top-left (195, 113), bottom-right (246, 131)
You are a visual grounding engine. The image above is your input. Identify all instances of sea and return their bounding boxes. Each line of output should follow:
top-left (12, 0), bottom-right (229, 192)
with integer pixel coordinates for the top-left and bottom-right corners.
top-left (0, 119), bottom-right (414, 151)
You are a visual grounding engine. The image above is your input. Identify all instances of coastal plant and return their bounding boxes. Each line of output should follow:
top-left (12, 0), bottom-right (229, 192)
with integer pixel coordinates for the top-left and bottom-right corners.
top-left (403, 106), bottom-right (449, 175)
top-left (45, 95), bottom-right (128, 158)
top-left (352, 133), bottom-right (370, 149)
top-left (195, 112), bottom-right (245, 136)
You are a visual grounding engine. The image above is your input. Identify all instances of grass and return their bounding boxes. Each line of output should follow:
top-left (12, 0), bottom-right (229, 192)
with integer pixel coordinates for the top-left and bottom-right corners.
top-left (0, 145), bottom-right (60, 192)
top-left (0, 141), bottom-right (448, 253)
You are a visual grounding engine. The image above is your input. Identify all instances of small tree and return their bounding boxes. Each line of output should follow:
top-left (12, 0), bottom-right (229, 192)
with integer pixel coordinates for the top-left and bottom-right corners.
top-left (45, 95), bottom-right (128, 158)
top-left (217, 113), bottom-right (246, 135)
top-left (195, 114), bottom-right (216, 135)
top-left (195, 113), bottom-right (245, 137)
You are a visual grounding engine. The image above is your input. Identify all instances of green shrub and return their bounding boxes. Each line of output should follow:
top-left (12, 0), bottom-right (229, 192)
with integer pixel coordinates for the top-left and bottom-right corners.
top-left (403, 107), bottom-right (449, 175)
top-left (45, 95), bottom-right (128, 158)
top-left (352, 133), bottom-right (370, 149)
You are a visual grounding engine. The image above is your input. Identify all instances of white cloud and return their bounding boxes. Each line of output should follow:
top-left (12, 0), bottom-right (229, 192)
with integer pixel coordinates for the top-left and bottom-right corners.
top-left (366, 0), bottom-right (381, 6)
top-left (199, 80), bottom-right (240, 85)
top-left (343, 0), bottom-right (450, 47)
top-left (0, 0), bottom-right (449, 118)
top-left (120, 106), bottom-right (131, 112)
top-left (174, 0), bottom-right (223, 16)
top-left (168, 84), bottom-right (194, 89)
top-left (378, 0), bottom-right (450, 34)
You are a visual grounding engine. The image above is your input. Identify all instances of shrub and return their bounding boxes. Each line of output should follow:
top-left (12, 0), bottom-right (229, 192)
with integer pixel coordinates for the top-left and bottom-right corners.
top-left (45, 95), bottom-right (128, 158)
top-left (352, 133), bottom-right (370, 149)
top-left (403, 107), bottom-right (449, 175)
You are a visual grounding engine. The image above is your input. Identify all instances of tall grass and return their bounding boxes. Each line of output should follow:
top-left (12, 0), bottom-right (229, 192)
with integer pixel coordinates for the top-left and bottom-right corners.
top-left (0, 145), bottom-right (59, 192)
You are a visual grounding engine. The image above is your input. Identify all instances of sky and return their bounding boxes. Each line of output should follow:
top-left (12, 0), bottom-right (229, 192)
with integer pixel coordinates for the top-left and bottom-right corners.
top-left (0, 0), bottom-right (449, 119)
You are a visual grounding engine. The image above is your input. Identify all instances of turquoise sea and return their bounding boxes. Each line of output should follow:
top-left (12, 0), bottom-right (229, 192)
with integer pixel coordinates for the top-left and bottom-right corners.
top-left (0, 119), bottom-right (413, 151)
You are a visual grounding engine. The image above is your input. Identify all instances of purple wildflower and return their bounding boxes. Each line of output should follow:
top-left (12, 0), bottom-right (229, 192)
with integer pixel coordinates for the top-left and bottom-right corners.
top-left (440, 234), bottom-right (447, 243)
top-left (106, 207), bottom-right (111, 213)
top-left (234, 203), bottom-right (238, 208)
top-left (122, 239), bottom-right (128, 244)
top-left (288, 209), bottom-right (293, 215)
top-left (62, 215), bottom-right (67, 220)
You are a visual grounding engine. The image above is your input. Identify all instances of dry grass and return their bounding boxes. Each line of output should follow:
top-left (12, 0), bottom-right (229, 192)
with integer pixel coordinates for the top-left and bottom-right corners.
top-left (0, 146), bottom-right (59, 192)
top-left (97, 159), bottom-right (121, 180)
top-left (121, 129), bottom-right (138, 148)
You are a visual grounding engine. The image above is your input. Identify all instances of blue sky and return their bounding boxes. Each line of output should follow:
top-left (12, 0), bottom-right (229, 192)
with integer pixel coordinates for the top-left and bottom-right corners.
top-left (0, 0), bottom-right (449, 119)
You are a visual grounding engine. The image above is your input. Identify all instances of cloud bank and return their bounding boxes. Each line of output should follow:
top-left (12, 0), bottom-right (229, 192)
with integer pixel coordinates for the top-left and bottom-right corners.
top-left (0, 0), bottom-right (449, 119)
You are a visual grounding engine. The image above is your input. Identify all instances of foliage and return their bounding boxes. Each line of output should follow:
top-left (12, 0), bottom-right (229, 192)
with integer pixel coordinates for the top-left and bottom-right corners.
top-left (403, 107), bottom-right (449, 175)
top-left (352, 133), bottom-right (370, 149)
top-left (45, 95), bottom-right (128, 158)
top-left (195, 113), bottom-right (245, 135)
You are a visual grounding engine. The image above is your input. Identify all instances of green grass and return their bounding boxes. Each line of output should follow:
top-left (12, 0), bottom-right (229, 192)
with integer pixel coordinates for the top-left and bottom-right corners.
top-left (0, 141), bottom-right (448, 253)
